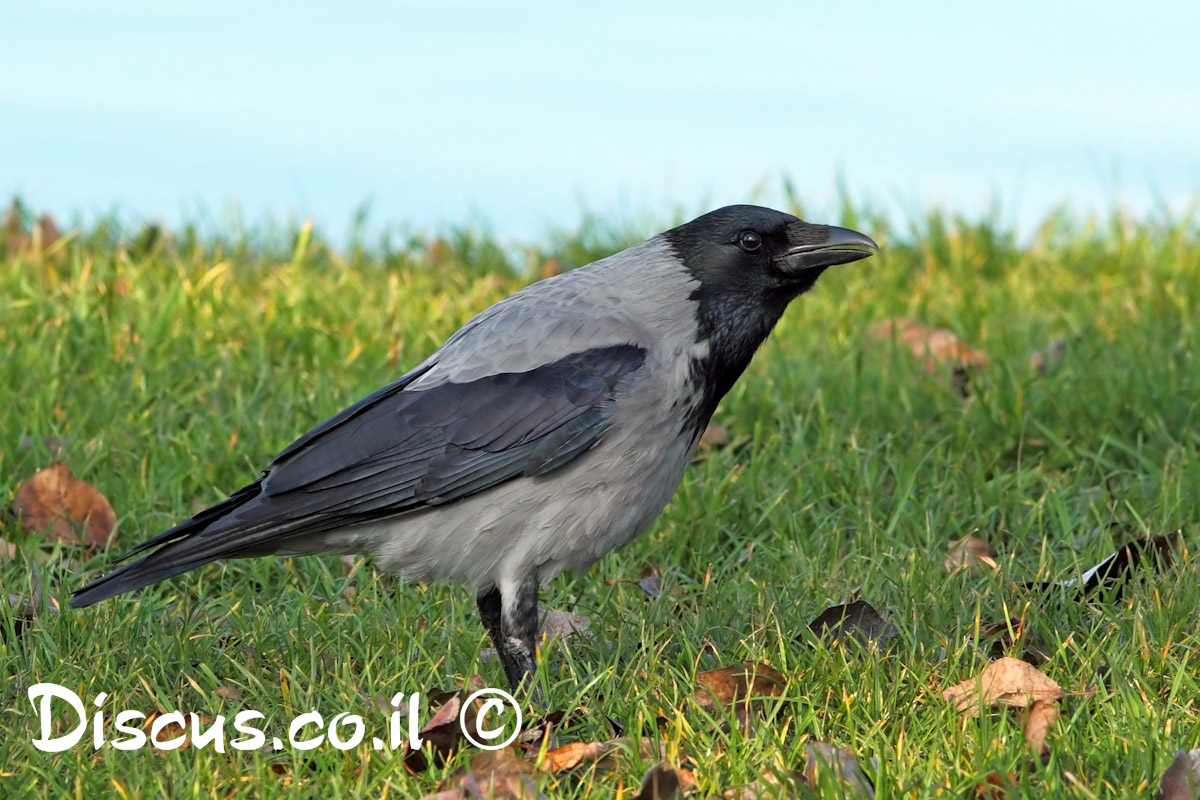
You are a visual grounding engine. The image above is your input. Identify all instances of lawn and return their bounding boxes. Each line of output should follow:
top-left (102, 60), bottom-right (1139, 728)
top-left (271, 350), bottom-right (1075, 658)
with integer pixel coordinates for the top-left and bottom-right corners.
top-left (1, 200), bottom-right (1198, 798)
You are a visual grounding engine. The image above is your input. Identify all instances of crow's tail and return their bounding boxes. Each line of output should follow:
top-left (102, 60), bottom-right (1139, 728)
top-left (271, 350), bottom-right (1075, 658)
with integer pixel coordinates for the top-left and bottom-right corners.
top-left (70, 482), bottom-right (268, 608)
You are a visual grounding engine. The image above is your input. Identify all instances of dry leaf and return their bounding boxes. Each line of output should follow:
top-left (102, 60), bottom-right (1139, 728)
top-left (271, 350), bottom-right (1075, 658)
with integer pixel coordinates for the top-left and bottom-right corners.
top-left (723, 767), bottom-right (807, 799)
top-left (637, 574), bottom-right (663, 598)
top-left (361, 690), bottom-right (411, 715)
top-left (142, 712), bottom-right (187, 748)
top-left (943, 657), bottom-right (1064, 714)
top-left (1023, 699), bottom-right (1058, 757)
top-left (0, 539), bottom-right (16, 561)
top-left (18, 435), bottom-right (67, 457)
top-left (428, 749), bottom-right (543, 800)
top-left (871, 317), bottom-right (989, 371)
top-left (406, 677), bottom-right (524, 772)
top-left (945, 537), bottom-right (999, 575)
top-left (3, 564), bottom-right (63, 642)
top-left (12, 462), bottom-right (117, 552)
top-left (483, 609), bottom-right (590, 662)
top-left (5, 207), bottom-right (61, 258)
top-left (694, 662), bottom-right (787, 714)
top-left (141, 712), bottom-right (215, 752)
top-left (540, 609), bottom-right (589, 643)
top-left (974, 772), bottom-right (1016, 799)
top-left (699, 424), bottom-right (732, 450)
top-left (977, 620), bottom-right (1052, 666)
top-left (35, 214), bottom-right (61, 251)
top-left (516, 707), bottom-right (567, 747)
top-left (4, 595), bottom-right (31, 642)
top-left (1156, 749), bottom-right (1200, 800)
top-left (807, 600), bottom-right (899, 650)
top-left (632, 763), bottom-right (684, 800)
top-left (1029, 336), bottom-right (1068, 373)
top-left (405, 692), bottom-right (464, 772)
top-left (539, 739), bottom-right (622, 772)
top-left (805, 741), bottom-right (875, 797)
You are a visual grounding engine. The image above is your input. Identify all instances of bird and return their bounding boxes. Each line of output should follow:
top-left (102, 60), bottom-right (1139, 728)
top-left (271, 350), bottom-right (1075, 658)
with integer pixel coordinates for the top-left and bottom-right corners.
top-left (71, 204), bottom-right (878, 693)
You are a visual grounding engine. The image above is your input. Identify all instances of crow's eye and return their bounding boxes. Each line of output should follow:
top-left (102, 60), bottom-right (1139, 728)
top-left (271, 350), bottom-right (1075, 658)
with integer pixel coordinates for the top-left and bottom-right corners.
top-left (738, 230), bottom-right (762, 252)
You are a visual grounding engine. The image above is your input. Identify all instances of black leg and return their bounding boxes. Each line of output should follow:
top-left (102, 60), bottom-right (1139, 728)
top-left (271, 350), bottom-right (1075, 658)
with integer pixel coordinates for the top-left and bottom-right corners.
top-left (476, 574), bottom-right (542, 699)
top-left (476, 586), bottom-right (504, 650)
top-left (499, 572), bottom-right (540, 691)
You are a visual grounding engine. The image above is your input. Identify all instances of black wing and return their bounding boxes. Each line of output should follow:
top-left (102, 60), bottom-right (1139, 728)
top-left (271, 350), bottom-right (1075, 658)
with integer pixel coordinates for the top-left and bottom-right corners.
top-left (70, 344), bottom-right (646, 606)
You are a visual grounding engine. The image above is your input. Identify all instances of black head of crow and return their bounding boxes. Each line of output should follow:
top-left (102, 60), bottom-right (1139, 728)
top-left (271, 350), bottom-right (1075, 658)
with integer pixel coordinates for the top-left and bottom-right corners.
top-left (663, 205), bottom-right (878, 424)
top-left (71, 204), bottom-right (878, 695)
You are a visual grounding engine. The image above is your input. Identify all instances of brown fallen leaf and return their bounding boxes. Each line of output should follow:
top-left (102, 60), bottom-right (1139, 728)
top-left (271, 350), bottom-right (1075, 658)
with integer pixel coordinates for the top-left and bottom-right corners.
top-left (723, 767), bottom-right (807, 799)
top-left (974, 772), bottom-right (1016, 799)
top-left (405, 691), bottom-right (464, 772)
top-left (3, 564), bottom-right (63, 641)
top-left (637, 574), bottom-right (663, 598)
top-left (536, 735), bottom-right (662, 774)
top-left (632, 763), bottom-right (684, 800)
top-left (0, 538), bottom-right (61, 567)
top-left (426, 749), bottom-right (543, 800)
top-left (540, 609), bottom-right (589, 643)
top-left (213, 685), bottom-right (242, 701)
top-left (1029, 336), bottom-right (1068, 373)
top-left (141, 712), bottom-right (216, 752)
top-left (871, 317), bottom-right (989, 371)
top-left (694, 662), bottom-right (787, 714)
top-left (4, 594), bottom-right (32, 642)
top-left (4, 201), bottom-right (26, 256)
top-left (943, 657), bottom-right (1064, 714)
top-left (871, 317), bottom-right (989, 397)
top-left (805, 741), bottom-right (875, 797)
top-left (539, 738), bottom-right (623, 773)
top-left (4, 207), bottom-right (62, 258)
top-left (12, 462), bottom-right (117, 552)
top-left (1022, 699), bottom-right (1058, 758)
top-left (18, 435), bottom-right (68, 457)
top-left (806, 600), bottom-right (899, 650)
top-left (1156, 749), bottom-right (1200, 800)
top-left (361, 689), bottom-right (412, 716)
top-left (977, 620), bottom-right (1052, 666)
top-left (482, 608), bottom-right (590, 663)
top-left (516, 707), bottom-right (572, 747)
top-left (35, 214), bottom-right (61, 252)
top-left (699, 424), bottom-right (732, 450)
top-left (945, 537), bottom-right (999, 575)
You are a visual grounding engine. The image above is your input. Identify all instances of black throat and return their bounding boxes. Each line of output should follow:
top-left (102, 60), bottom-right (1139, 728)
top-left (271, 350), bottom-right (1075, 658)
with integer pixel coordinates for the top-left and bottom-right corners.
top-left (679, 286), bottom-right (791, 437)
top-left (662, 218), bottom-right (827, 441)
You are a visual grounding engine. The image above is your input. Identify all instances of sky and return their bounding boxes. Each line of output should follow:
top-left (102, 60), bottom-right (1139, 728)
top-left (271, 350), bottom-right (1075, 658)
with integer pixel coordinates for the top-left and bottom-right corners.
top-left (3, 1), bottom-right (1199, 242)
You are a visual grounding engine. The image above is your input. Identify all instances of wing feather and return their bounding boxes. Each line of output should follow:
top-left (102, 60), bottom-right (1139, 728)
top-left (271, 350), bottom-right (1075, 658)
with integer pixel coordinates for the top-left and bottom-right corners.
top-left (70, 343), bottom-right (647, 607)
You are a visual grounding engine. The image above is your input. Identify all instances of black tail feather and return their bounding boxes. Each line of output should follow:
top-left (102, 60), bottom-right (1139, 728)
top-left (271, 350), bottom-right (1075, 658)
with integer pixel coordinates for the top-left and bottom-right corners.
top-left (69, 551), bottom-right (222, 607)
top-left (69, 481), bottom-right (268, 608)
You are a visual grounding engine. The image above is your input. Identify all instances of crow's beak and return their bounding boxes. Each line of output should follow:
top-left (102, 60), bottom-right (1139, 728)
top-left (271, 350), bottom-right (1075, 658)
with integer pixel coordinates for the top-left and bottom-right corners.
top-left (780, 223), bottom-right (879, 272)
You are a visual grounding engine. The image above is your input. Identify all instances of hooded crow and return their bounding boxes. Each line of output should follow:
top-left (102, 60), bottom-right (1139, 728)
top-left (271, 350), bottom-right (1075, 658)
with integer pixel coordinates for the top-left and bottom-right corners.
top-left (71, 205), bottom-right (878, 692)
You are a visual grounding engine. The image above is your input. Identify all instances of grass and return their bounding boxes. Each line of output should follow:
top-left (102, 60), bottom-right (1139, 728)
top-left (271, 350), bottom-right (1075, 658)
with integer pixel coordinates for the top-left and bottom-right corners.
top-left (1, 198), bottom-right (1198, 798)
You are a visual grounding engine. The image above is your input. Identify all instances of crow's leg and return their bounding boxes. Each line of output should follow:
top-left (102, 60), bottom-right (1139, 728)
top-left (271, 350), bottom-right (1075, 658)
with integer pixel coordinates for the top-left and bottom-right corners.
top-left (477, 586), bottom-right (504, 655)
top-left (477, 573), bottom-right (541, 698)
top-left (501, 571), bottom-right (540, 691)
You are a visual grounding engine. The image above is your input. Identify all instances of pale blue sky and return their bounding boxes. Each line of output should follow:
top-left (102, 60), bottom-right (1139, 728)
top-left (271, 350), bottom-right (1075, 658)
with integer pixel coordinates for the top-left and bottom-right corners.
top-left (3, 1), bottom-right (1198, 240)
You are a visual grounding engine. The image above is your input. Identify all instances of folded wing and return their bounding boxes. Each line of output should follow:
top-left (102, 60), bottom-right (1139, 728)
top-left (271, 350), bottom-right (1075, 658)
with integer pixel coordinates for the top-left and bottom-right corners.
top-left (70, 343), bottom-right (647, 606)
